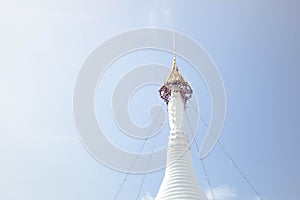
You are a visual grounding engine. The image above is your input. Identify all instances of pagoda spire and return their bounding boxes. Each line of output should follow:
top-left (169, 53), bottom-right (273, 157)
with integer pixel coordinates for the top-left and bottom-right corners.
top-left (155, 57), bottom-right (208, 200)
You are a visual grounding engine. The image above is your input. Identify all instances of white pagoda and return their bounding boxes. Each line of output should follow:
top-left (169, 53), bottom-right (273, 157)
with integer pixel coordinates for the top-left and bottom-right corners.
top-left (156, 56), bottom-right (208, 200)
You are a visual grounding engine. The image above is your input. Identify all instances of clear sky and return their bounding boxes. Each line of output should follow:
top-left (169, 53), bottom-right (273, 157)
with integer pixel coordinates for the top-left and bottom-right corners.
top-left (0, 1), bottom-right (299, 200)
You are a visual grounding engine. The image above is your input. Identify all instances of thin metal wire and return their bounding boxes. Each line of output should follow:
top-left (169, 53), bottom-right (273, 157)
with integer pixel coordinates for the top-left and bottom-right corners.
top-left (185, 110), bottom-right (216, 200)
top-left (135, 110), bottom-right (166, 200)
top-left (114, 103), bottom-right (165, 200)
top-left (217, 141), bottom-right (264, 200)
top-left (200, 159), bottom-right (216, 200)
top-left (135, 173), bottom-right (147, 200)
top-left (187, 101), bottom-right (264, 200)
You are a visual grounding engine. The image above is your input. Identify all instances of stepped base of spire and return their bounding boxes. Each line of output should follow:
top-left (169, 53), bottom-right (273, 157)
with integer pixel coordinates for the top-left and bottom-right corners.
top-left (155, 137), bottom-right (208, 200)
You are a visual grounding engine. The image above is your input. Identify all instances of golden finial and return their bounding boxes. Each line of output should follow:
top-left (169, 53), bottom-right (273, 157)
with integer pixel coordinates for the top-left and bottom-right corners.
top-left (172, 56), bottom-right (178, 71)
top-left (172, 32), bottom-right (178, 71)
top-left (158, 32), bottom-right (193, 105)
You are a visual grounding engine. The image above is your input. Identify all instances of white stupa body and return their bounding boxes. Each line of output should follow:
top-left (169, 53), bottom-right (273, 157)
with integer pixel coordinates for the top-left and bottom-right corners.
top-left (156, 58), bottom-right (208, 200)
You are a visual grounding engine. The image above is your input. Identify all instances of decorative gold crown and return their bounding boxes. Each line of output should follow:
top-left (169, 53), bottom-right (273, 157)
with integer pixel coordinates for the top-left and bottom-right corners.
top-left (159, 56), bottom-right (193, 105)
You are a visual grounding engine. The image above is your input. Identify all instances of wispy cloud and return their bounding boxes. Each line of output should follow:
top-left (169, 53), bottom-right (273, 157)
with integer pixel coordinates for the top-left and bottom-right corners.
top-left (206, 185), bottom-right (237, 200)
top-left (141, 192), bottom-right (155, 200)
top-left (147, 2), bottom-right (172, 26)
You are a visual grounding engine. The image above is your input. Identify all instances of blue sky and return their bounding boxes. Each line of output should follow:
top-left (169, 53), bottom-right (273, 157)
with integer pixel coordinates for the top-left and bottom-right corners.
top-left (0, 1), bottom-right (299, 200)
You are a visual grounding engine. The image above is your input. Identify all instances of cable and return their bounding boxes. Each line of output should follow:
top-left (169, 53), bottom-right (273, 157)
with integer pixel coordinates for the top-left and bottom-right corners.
top-left (187, 101), bottom-right (264, 200)
top-left (114, 103), bottom-right (165, 200)
top-left (200, 159), bottom-right (216, 200)
top-left (185, 109), bottom-right (216, 200)
top-left (217, 141), bottom-right (264, 200)
top-left (135, 112), bottom-right (166, 200)
top-left (135, 173), bottom-right (148, 200)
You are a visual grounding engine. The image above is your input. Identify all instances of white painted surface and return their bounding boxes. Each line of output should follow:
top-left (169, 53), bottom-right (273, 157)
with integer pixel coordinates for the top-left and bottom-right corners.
top-left (155, 91), bottom-right (208, 200)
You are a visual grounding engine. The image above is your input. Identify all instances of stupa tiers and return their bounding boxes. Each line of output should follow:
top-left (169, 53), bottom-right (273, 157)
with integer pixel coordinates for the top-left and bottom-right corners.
top-left (156, 56), bottom-right (208, 200)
